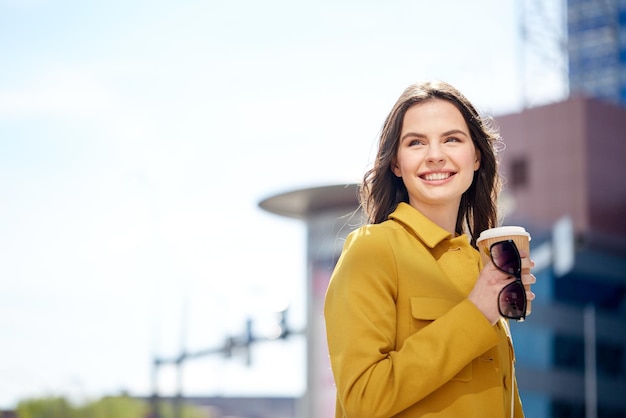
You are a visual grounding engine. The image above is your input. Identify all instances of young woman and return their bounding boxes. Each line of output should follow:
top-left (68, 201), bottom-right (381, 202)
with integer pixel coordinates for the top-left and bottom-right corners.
top-left (324, 81), bottom-right (535, 417)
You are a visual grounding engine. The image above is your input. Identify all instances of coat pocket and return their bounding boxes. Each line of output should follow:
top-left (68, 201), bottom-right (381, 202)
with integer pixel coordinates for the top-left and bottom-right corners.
top-left (409, 297), bottom-right (473, 382)
top-left (410, 297), bottom-right (457, 320)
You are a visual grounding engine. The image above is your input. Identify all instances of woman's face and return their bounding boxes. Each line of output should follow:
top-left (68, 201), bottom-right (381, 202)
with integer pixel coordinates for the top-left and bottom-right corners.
top-left (392, 99), bottom-right (480, 215)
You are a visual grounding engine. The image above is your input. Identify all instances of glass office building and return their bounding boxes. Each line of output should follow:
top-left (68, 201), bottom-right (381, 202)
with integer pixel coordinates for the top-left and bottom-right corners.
top-left (568, 0), bottom-right (626, 106)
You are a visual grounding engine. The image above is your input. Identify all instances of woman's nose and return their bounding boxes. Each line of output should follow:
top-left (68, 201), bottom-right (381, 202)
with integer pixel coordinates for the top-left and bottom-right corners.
top-left (426, 144), bottom-right (445, 163)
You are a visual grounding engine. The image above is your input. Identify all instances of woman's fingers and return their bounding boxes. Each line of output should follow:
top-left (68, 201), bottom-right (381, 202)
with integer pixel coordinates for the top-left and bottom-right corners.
top-left (522, 273), bottom-right (536, 285)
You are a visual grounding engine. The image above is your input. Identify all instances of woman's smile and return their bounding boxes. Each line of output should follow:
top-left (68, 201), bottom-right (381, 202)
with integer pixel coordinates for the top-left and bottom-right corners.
top-left (420, 171), bottom-right (456, 182)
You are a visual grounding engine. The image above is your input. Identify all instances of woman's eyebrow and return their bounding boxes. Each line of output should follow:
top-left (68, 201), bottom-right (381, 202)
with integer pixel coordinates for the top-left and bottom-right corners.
top-left (442, 129), bottom-right (469, 137)
top-left (400, 128), bottom-right (469, 142)
top-left (400, 132), bottom-right (426, 141)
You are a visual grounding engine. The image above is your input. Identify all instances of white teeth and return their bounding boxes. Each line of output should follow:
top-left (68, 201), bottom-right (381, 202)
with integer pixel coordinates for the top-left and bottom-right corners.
top-left (423, 173), bottom-right (451, 181)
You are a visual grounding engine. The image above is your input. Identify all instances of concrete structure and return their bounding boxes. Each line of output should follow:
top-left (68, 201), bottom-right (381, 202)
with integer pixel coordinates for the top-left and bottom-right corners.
top-left (259, 184), bottom-right (360, 418)
top-left (496, 95), bottom-right (626, 237)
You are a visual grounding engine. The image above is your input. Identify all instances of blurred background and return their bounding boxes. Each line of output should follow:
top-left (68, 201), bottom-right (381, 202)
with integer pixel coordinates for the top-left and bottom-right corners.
top-left (0, 0), bottom-right (624, 417)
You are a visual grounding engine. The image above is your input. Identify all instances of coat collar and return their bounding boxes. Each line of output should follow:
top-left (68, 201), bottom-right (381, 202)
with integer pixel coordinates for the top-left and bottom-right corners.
top-left (388, 202), bottom-right (456, 249)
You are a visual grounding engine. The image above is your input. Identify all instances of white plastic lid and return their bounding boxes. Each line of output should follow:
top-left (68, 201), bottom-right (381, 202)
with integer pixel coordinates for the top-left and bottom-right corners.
top-left (476, 226), bottom-right (531, 243)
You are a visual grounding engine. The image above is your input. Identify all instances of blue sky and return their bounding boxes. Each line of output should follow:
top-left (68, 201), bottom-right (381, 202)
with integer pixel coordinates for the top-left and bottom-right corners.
top-left (0, 0), bottom-right (566, 408)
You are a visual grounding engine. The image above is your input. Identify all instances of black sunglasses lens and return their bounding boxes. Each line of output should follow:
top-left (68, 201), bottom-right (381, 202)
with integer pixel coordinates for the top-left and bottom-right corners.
top-left (491, 241), bottom-right (520, 275)
top-left (490, 240), bottom-right (526, 320)
top-left (499, 282), bottom-right (526, 320)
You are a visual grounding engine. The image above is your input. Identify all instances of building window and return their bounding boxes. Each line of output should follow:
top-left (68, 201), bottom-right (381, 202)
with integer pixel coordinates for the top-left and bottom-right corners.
top-left (510, 157), bottom-right (529, 189)
top-left (553, 334), bottom-right (624, 378)
top-left (552, 400), bottom-right (626, 418)
top-left (551, 399), bottom-right (584, 418)
top-left (554, 334), bottom-right (584, 372)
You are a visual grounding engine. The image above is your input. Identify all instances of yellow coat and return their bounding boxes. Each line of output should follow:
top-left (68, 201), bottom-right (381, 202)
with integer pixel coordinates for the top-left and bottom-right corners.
top-left (324, 203), bottom-right (524, 417)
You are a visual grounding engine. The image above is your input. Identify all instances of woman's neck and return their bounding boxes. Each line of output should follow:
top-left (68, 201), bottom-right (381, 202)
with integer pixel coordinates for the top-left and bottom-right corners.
top-left (409, 200), bottom-right (459, 235)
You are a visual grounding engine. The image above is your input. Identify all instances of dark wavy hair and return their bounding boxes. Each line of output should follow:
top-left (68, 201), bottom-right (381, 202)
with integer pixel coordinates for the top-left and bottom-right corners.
top-left (360, 81), bottom-right (502, 247)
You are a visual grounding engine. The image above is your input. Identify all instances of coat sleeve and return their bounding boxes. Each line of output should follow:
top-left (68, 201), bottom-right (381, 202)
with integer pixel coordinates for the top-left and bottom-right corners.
top-left (324, 227), bottom-right (500, 418)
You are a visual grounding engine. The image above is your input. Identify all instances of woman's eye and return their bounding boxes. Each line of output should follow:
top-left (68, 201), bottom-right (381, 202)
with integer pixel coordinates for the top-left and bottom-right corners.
top-left (445, 136), bottom-right (461, 143)
top-left (408, 139), bottom-right (423, 146)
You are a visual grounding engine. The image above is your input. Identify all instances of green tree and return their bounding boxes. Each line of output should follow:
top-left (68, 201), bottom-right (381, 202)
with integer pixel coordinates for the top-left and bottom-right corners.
top-left (15, 396), bottom-right (212, 418)
top-left (76, 396), bottom-right (147, 418)
top-left (16, 397), bottom-right (75, 418)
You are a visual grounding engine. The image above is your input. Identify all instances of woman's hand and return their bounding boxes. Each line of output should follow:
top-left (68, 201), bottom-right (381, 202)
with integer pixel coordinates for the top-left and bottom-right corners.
top-left (521, 251), bottom-right (536, 316)
top-left (468, 251), bottom-right (536, 324)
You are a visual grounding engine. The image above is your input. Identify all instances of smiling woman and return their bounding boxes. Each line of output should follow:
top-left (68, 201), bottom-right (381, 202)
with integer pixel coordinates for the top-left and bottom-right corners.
top-left (324, 81), bottom-right (535, 418)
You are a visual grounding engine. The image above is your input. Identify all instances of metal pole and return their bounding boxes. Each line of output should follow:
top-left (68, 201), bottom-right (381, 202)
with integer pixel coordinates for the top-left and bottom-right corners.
top-left (518, 0), bottom-right (528, 109)
top-left (175, 297), bottom-right (188, 418)
top-left (174, 353), bottom-right (185, 418)
top-left (151, 358), bottom-right (161, 418)
top-left (584, 304), bottom-right (597, 418)
top-left (149, 304), bottom-right (305, 418)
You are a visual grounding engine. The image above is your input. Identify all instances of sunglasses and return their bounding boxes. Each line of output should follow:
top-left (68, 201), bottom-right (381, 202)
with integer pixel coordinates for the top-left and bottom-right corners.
top-left (489, 240), bottom-right (526, 322)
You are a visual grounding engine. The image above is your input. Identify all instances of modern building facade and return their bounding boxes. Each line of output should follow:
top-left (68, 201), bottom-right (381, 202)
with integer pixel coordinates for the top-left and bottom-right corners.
top-left (567, 0), bottom-right (626, 106)
top-left (495, 96), bottom-right (626, 417)
top-left (259, 184), bottom-right (361, 418)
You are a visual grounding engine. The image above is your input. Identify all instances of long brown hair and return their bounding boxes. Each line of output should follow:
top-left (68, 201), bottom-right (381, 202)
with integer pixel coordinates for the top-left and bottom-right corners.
top-left (360, 81), bottom-right (502, 247)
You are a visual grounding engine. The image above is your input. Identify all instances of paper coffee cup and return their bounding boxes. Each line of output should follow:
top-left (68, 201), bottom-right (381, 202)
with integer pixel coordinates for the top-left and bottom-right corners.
top-left (477, 226), bottom-right (532, 315)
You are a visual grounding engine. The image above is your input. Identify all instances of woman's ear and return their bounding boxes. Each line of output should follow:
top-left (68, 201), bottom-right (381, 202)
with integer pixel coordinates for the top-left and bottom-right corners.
top-left (474, 149), bottom-right (481, 171)
top-left (391, 160), bottom-right (401, 177)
